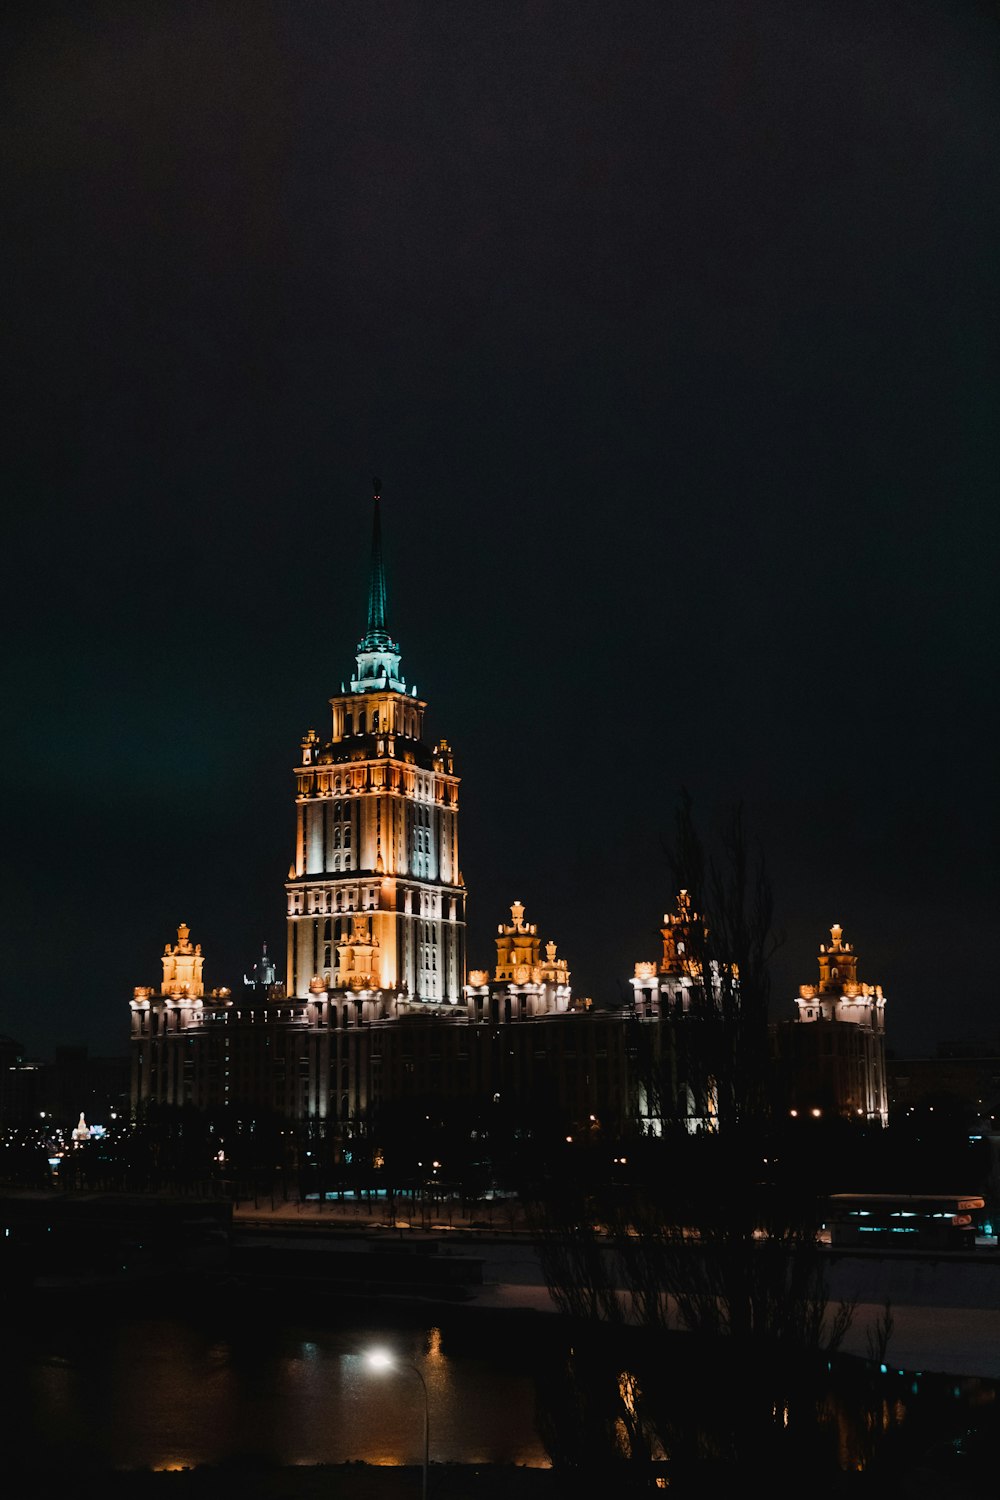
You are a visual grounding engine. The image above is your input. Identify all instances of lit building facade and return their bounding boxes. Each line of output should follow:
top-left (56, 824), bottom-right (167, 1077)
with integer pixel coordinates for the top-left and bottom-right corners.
top-left (774, 923), bottom-right (888, 1126)
top-left (629, 889), bottom-right (723, 1134)
top-left (129, 491), bottom-right (629, 1135)
top-left (128, 491), bottom-right (889, 1142)
top-left (286, 483), bottom-right (465, 1006)
top-left (465, 900), bottom-right (573, 1023)
top-left (130, 923), bottom-right (233, 1111)
top-left (130, 905), bottom-right (631, 1136)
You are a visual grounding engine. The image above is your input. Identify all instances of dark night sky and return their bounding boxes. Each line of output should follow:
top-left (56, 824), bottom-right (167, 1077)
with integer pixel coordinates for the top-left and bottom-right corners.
top-left (2, 2), bottom-right (997, 1062)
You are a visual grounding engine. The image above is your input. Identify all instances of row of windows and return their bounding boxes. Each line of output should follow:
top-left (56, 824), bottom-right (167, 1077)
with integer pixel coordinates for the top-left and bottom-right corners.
top-left (342, 705), bottom-right (420, 738)
top-left (304, 759), bottom-right (452, 804)
top-left (290, 885), bottom-right (379, 916)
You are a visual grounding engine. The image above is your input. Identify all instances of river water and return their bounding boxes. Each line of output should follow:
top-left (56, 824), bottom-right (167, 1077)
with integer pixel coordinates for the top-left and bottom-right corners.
top-left (6, 1286), bottom-right (999, 1483)
top-left (6, 1297), bottom-right (551, 1473)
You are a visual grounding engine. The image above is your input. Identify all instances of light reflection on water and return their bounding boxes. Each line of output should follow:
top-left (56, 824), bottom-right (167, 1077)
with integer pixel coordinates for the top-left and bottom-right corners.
top-left (14, 1308), bottom-right (551, 1472)
top-left (13, 1298), bottom-right (995, 1482)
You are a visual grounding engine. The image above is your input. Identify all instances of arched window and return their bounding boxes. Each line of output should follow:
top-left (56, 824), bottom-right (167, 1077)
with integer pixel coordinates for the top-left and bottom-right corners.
top-left (344, 714), bottom-right (353, 736)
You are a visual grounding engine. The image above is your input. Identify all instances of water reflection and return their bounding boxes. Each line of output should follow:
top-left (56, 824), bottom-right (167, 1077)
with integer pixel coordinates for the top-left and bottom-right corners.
top-left (533, 1325), bottom-right (1000, 1492)
top-left (6, 1297), bottom-right (998, 1487)
top-left (9, 1302), bottom-right (551, 1473)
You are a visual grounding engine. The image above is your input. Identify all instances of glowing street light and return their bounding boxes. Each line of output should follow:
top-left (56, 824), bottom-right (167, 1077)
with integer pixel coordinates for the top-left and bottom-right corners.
top-left (364, 1347), bottom-right (429, 1500)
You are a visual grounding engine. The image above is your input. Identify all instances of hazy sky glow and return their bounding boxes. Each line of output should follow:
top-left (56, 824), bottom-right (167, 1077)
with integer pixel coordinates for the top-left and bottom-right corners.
top-left (3, 2), bottom-right (997, 1059)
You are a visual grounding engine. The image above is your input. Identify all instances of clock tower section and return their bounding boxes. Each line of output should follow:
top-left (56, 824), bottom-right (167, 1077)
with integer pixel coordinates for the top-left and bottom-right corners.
top-left (285, 484), bottom-right (465, 1006)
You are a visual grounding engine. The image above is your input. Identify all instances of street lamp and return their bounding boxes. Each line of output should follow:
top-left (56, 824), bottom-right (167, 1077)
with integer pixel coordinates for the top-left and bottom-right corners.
top-left (364, 1347), bottom-right (429, 1500)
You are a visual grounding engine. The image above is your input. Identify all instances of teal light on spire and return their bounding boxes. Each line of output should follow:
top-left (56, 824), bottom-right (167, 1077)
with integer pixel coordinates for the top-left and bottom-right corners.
top-left (351, 480), bottom-right (409, 694)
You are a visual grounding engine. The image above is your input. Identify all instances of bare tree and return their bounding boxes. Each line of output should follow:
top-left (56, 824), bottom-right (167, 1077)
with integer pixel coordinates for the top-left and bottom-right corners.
top-left (524, 795), bottom-right (860, 1481)
top-left (663, 790), bottom-right (780, 1132)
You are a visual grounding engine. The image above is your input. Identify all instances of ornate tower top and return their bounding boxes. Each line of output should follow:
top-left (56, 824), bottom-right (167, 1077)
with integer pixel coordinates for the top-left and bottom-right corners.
top-left (492, 901), bottom-right (570, 985)
top-left (657, 889), bottom-right (707, 976)
top-left (817, 923), bottom-right (860, 991)
top-left (797, 923), bottom-right (884, 1005)
top-left (161, 923), bottom-right (205, 998)
top-left (351, 479), bottom-right (410, 695)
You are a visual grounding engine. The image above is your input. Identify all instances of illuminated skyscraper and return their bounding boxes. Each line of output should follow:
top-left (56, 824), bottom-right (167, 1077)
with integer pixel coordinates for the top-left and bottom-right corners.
top-left (285, 482), bottom-right (465, 1007)
top-left (131, 487), bottom-right (469, 1121)
top-left (129, 491), bottom-right (887, 1141)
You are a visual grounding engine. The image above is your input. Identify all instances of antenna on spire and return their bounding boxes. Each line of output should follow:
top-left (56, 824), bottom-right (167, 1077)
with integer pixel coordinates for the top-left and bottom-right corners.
top-left (372, 475), bottom-right (382, 499)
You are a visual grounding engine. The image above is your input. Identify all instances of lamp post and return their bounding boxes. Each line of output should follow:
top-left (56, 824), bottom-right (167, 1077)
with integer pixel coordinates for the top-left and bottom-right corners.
top-left (364, 1347), bottom-right (429, 1500)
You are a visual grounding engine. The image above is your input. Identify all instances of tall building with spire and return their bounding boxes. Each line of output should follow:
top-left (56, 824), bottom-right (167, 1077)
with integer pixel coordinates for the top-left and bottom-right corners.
top-left (129, 489), bottom-right (891, 1144)
top-left (127, 491), bottom-right (621, 1131)
top-left (285, 481), bottom-right (465, 1006)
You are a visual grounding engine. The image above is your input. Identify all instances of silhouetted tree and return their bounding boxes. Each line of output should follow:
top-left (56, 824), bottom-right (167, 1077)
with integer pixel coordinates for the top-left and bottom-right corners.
top-left (662, 790), bottom-right (779, 1131)
top-left (524, 795), bottom-right (862, 1487)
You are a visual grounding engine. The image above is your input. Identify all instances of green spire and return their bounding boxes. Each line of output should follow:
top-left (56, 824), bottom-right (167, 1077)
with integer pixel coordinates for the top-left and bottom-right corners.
top-left (365, 477), bottom-right (389, 645)
top-left (351, 478), bottom-right (409, 694)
